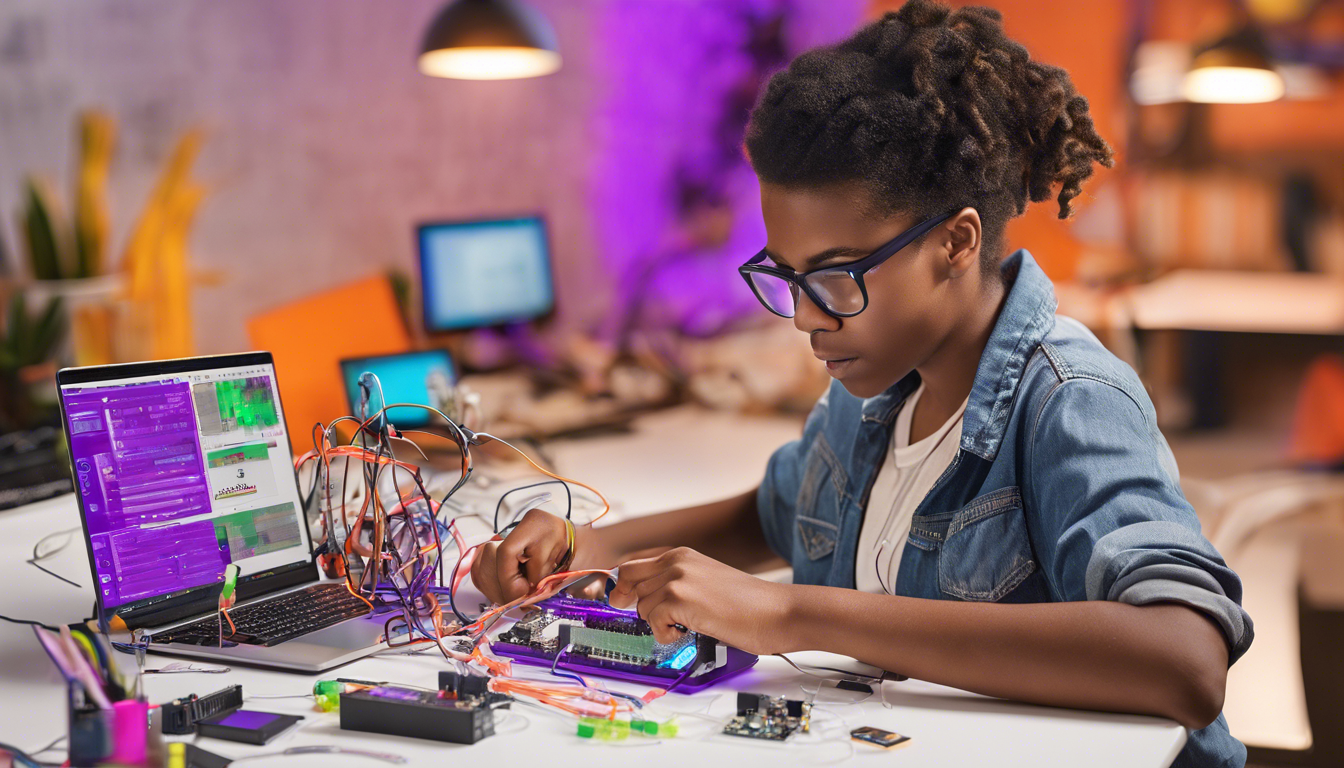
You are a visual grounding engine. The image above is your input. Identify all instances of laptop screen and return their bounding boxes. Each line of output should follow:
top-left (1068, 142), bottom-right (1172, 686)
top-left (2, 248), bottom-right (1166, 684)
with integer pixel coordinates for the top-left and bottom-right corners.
top-left (339, 350), bottom-right (456, 429)
top-left (59, 357), bottom-right (313, 611)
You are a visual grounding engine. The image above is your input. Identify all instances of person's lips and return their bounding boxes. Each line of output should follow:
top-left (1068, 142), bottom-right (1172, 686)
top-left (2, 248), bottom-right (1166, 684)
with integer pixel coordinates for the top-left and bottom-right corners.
top-left (815, 353), bottom-right (859, 376)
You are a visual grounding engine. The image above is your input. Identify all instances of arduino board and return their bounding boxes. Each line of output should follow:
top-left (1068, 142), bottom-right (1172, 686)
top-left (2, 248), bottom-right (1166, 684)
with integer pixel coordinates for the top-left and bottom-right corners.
top-left (491, 595), bottom-right (756, 691)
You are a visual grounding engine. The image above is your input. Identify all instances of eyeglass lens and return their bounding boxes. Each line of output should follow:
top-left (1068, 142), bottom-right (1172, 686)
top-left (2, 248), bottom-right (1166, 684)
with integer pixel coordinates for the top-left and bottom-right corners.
top-left (747, 270), bottom-right (864, 317)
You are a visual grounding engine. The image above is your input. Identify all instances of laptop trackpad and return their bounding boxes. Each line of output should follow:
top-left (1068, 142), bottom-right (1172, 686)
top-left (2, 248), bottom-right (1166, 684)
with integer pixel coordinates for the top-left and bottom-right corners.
top-left (296, 614), bottom-right (385, 648)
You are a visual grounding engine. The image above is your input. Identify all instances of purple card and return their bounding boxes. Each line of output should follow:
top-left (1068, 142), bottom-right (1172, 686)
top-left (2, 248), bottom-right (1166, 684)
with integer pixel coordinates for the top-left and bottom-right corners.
top-left (213, 710), bottom-right (282, 730)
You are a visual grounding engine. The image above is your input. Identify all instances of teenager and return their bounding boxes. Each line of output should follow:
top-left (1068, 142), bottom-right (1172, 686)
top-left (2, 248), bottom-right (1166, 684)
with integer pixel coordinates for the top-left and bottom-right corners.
top-left (474, 4), bottom-right (1251, 765)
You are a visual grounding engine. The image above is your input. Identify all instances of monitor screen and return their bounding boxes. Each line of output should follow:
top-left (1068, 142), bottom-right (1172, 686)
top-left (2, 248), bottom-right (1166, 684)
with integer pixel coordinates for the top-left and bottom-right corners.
top-left (418, 215), bottom-right (555, 331)
top-left (340, 350), bottom-right (456, 429)
top-left (59, 359), bottom-right (312, 611)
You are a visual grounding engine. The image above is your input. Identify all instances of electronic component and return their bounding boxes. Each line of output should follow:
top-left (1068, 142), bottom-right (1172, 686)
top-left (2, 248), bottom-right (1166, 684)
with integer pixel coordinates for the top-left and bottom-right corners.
top-left (161, 685), bottom-right (244, 735)
top-left (340, 685), bottom-right (509, 745)
top-left (439, 670), bottom-right (491, 698)
top-left (576, 717), bottom-right (679, 740)
top-left (721, 692), bottom-right (811, 741)
top-left (491, 595), bottom-right (756, 691)
top-left (851, 726), bottom-right (912, 750)
top-left (195, 709), bottom-right (304, 745)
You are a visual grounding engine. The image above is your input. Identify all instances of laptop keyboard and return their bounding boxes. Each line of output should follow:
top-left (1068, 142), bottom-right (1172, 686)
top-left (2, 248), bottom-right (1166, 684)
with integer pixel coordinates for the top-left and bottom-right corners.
top-left (152, 583), bottom-right (371, 648)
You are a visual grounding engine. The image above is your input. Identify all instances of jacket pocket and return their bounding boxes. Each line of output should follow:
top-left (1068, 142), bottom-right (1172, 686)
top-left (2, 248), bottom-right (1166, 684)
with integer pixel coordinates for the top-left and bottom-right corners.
top-left (795, 433), bottom-right (847, 517)
top-left (796, 515), bottom-right (838, 561)
top-left (936, 487), bottom-right (1036, 602)
top-left (793, 434), bottom-right (847, 561)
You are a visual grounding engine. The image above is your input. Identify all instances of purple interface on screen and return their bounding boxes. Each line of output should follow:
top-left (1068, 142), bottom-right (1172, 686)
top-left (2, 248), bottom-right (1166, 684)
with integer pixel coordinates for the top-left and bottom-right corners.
top-left (64, 379), bottom-right (231, 608)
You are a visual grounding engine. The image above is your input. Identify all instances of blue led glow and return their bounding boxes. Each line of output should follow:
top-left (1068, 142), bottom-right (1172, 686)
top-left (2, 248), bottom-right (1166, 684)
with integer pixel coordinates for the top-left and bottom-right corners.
top-left (660, 644), bottom-right (697, 670)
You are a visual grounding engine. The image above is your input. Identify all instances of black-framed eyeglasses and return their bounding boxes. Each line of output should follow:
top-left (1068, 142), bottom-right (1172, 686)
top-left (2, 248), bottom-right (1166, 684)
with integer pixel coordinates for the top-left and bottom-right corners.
top-left (739, 211), bottom-right (954, 319)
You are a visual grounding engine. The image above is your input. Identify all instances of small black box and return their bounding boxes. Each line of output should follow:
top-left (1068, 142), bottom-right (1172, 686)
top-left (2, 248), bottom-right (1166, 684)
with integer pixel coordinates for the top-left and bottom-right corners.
top-left (438, 671), bottom-right (490, 698)
top-left (786, 699), bottom-right (805, 718)
top-left (736, 692), bottom-right (768, 715)
top-left (341, 687), bottom-right (495, 744)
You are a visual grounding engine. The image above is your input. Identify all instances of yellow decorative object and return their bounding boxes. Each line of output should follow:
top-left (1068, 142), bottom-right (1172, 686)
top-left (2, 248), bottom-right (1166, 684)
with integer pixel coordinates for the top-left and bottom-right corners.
top-left (74, 111), bottom-right (115, 279)
top-left (120, 128), bottom-right (206, 360)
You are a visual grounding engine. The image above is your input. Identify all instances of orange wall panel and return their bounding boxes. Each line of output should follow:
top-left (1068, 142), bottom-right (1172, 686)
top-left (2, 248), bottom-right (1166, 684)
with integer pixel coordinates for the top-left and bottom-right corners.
top-left (246, 275), bottom-right (411, 454)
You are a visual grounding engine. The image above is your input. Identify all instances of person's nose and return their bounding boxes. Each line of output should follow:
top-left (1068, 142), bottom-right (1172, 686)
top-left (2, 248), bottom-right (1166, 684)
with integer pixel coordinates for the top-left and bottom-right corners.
top-left (793, 289), bottom-right (840, 335)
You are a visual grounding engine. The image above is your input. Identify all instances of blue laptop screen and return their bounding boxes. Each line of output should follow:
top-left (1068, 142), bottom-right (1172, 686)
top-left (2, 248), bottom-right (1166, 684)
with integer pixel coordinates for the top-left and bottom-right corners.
top-left (340, 350), bottom-right (456, 429)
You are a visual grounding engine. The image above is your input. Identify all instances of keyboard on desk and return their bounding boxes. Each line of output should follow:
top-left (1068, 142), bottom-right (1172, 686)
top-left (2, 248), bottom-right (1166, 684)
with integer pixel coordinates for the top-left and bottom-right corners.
top-left (152, 583), bottom-right (371, 648)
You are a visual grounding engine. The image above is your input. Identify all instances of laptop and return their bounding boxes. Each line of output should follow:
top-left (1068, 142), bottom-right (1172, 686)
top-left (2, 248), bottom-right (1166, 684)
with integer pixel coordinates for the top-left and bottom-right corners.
top-left (338, 349), bottom-right (456, 430)
top-left (56, 352), bottom-right (387, 673)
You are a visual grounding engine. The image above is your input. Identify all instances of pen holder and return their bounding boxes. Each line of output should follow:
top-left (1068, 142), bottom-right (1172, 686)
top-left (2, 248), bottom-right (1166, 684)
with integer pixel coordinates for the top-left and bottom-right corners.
top-left (68, 680), bottom-right (113, 767)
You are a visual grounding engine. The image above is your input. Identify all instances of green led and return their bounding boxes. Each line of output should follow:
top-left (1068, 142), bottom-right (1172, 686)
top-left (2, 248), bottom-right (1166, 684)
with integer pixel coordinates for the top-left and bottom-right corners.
top-left (576, 722), bottom-right (596, 738)
top-left (593, 720), bottom-right (630, 741)
top-left (313, 680), bottom-right (343, 697)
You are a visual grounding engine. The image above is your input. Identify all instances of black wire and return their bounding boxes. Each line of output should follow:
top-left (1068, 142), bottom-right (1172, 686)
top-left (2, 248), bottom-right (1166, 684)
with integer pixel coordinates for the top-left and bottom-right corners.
top-left (28, 527), bottom-right (83, 588)
top-left (0, 614), bottom-right (59, 632)
top-left (0, 742), bottom-right (43, 768)
top-left (27, 560), bottom-right (81, 589)
top-left (445, 533), bottom-right (475, 626)
top-left (493, 479), bottom-right (573, 533)
top-left (28, 735), bottom-right (65, 758)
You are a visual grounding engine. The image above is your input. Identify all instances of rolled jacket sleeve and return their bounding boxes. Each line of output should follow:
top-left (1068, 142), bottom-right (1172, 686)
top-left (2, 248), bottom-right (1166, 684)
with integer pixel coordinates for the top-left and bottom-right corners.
top-left (1025, 378), bottom-right (1254, 664)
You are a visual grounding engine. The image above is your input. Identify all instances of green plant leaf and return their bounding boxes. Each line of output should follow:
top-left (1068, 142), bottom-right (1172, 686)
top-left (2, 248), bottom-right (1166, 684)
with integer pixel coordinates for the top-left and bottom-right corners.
top-left (0, 222), bottom-right (11, 277)
top-left (23, 178), bottom-right (63, 280)
top-left (32, 296), bottom-right (65, 364)
top-left (8, 291), bottom-right (30, 366)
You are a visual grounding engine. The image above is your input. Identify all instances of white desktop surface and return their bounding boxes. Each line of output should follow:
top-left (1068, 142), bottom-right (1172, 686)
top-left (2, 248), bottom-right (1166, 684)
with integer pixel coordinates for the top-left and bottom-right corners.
top-left (0, 409), bottom-right (1186, 767)
top-left (1125, 269), bottom-right (1344, 334)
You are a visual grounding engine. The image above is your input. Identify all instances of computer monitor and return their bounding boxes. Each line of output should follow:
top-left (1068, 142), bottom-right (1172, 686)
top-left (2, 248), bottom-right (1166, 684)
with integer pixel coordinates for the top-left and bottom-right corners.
top-left (56, 353), bottom-right (315, 613)
top-left (417, 215), bottom-right (556, 332)
top-left (339, 350), bottom-right (456, 429)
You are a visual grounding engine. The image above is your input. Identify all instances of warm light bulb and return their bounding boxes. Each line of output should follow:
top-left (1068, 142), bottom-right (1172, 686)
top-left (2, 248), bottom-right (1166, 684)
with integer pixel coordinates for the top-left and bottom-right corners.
top-left (1182, 66), bottom-right (1284, 103)
top-left (418, 47), bottom-right (561, 80)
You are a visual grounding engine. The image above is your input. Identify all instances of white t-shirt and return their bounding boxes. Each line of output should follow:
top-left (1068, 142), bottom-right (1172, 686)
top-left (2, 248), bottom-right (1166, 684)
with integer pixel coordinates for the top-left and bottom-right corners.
top-left (854, 384), bottom-right (968, 594)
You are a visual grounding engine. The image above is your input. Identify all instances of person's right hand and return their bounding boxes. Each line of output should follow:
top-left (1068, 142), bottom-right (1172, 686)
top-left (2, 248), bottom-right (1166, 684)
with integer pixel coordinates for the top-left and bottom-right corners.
top-left (470, 508), bottom-right (571, 605)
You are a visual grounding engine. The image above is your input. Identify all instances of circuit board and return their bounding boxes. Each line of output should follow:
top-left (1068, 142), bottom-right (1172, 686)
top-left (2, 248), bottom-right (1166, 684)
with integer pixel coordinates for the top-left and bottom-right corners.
top-left (490, 595), bottom-right (757, 691)
top-left (494, 595), bottom-right (697, 668)
top-left (721, 692), bottom-right (811, 741)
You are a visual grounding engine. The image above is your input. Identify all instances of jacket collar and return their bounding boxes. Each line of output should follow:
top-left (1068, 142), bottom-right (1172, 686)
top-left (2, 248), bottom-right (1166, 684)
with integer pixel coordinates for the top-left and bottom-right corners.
top-left (860, 249), bottom-right (1057, 460)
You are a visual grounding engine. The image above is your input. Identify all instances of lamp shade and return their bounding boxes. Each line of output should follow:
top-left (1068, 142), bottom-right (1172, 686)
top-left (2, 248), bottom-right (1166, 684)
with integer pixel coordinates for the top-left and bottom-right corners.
top-left (1182, 26), bottom-right (1284, 104)
top-left (418, 0), bottom-right (561, 80)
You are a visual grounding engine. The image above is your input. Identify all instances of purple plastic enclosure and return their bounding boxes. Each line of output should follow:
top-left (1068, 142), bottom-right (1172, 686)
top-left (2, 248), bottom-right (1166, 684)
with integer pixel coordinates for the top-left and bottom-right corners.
top-left (489, 595), bottom-right (757, 692)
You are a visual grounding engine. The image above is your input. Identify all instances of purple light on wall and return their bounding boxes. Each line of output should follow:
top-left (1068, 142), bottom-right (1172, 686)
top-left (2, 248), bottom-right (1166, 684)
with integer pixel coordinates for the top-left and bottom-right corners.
top-left (587, 0), bottom-right (864, 341)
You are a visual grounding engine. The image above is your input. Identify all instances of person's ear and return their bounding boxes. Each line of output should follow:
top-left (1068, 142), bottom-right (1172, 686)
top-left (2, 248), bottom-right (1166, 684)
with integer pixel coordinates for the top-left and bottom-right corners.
top-left (943, 208), bottom-right (981, 279)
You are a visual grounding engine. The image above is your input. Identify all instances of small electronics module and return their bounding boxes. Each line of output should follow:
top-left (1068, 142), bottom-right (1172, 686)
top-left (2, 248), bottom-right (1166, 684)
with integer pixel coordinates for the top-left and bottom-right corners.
top-left (491, 595), bottom-right (756, 691)
top-left (722, 692), bottom-right (812, 741)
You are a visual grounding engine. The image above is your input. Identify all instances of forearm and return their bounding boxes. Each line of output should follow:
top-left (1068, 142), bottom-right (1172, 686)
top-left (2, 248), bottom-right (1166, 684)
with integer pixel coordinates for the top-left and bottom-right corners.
top-left (575, 487), bottom-right (780, 572)
top-left (782, 586), bottom-right (1228, 729)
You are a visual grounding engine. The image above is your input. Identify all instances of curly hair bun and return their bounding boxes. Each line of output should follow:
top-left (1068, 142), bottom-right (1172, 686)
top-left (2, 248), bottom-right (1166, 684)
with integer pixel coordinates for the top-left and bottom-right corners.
top-left (745, 0), bottom-right (1114, 257)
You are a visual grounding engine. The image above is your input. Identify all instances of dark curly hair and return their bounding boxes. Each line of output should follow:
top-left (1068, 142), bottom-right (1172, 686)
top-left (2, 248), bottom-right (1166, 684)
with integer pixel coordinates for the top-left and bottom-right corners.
top-left (744, 0), bottom-right (1114, 268)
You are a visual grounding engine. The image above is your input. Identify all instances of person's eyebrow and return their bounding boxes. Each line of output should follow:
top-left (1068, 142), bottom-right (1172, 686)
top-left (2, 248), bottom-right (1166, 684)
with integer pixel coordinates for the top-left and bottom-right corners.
top-left (764, 245), bottom-right (868, 272)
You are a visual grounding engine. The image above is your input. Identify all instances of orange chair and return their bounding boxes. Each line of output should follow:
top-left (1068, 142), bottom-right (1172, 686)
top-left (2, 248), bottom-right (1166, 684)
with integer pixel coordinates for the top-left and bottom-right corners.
top-left (247, 275), bottom-right (411, 454)
top-left (1288, 355), bottom-right (1344, 466)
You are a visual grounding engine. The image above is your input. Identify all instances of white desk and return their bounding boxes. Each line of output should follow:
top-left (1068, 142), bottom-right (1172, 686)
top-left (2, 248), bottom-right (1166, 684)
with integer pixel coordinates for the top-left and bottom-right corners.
top-left (1125, 269), bottom-right (1344, 335)
top-left (0, 409), bottom-right (1186, 767)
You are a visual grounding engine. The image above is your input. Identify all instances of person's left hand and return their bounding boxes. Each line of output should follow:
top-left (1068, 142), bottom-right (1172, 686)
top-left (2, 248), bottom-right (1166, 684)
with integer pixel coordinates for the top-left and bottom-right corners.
top-left (607, 547), bottom-right (793, 655)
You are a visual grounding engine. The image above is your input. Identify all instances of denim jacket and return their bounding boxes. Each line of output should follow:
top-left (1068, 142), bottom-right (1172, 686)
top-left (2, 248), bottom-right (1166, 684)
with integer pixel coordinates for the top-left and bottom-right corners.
top-left (758, 250), bottom-right (1254, 768)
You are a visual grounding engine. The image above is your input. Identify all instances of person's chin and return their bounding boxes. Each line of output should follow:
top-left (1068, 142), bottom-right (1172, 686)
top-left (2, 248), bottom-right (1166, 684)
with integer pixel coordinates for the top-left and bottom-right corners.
top-left (836, 379), bottom-right (883, 399)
